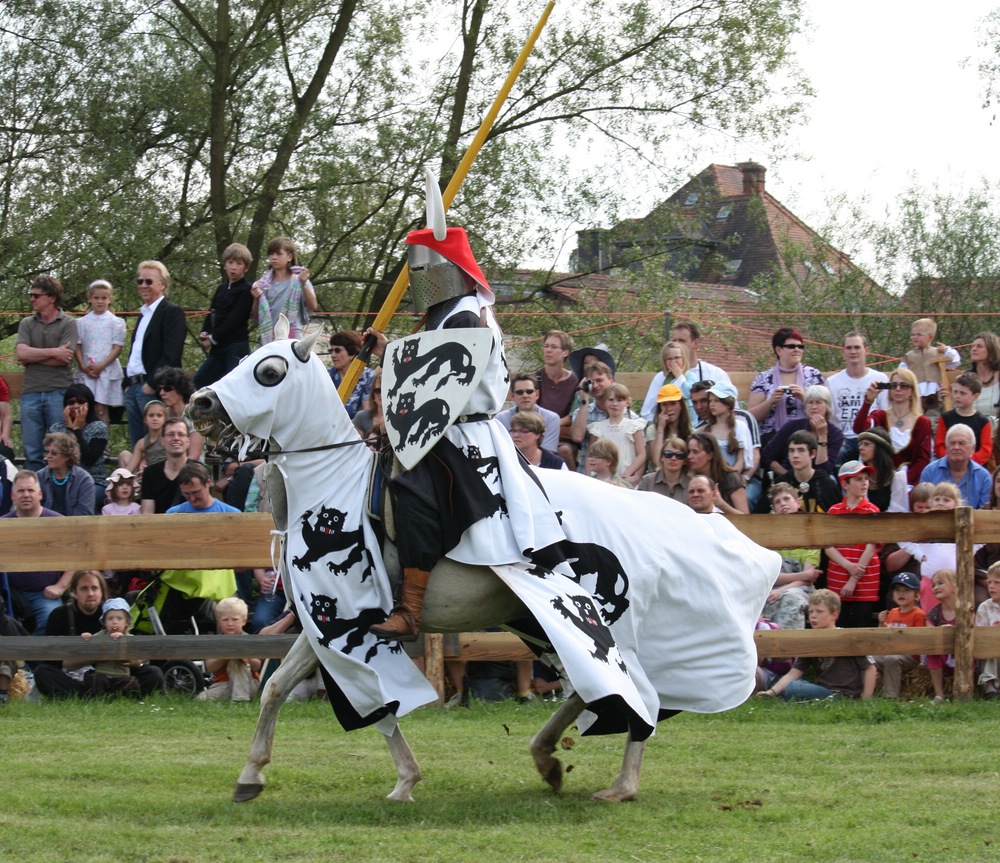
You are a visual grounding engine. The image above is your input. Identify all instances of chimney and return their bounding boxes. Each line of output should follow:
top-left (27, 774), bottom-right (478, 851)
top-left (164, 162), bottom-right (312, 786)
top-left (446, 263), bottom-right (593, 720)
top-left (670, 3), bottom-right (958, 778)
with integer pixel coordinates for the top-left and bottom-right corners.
top-left (737, 161), bottom-right (766, 196)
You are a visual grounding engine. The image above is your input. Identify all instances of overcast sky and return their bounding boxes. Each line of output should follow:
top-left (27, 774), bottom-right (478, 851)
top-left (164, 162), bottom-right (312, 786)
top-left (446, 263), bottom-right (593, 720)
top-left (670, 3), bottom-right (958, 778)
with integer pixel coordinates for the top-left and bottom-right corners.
top-left (696, 1), bottom-right (1000, 278)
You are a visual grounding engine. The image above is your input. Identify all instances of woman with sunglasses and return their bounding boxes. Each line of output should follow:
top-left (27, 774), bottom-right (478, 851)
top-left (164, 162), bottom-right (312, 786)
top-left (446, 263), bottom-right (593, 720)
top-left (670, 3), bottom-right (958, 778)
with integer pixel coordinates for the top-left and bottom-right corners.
top-left (637, 435), bottom-right (690, 503)
top-left (152, 367), bottom-right (203, 460)
top-left (48, 383), bottom-right (108, 512)
top-left (747, 328), bottom-right (827, 445)
top-left (854, 367), bottom-right (931, 486)
top-left (686, 432), bottom-right (748, 514)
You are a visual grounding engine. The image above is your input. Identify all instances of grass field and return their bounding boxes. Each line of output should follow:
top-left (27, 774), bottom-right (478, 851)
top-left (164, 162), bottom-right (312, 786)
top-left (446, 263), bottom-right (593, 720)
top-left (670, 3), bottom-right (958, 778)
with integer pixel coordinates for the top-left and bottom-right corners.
top-left (1, 694), bottom-right (997, 863)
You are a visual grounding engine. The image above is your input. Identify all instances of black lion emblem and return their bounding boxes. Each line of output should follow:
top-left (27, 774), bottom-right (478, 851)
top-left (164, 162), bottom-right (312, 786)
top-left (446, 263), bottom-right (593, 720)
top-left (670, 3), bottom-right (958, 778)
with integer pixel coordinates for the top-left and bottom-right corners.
top-left (386, 392), bottom-right (450, 450)
top-left (305, 592), bottom-right (394, 660)
top-left (385, 338), bottom-right (475, 400)
top-left (292, 506), bottom-right (373, 580)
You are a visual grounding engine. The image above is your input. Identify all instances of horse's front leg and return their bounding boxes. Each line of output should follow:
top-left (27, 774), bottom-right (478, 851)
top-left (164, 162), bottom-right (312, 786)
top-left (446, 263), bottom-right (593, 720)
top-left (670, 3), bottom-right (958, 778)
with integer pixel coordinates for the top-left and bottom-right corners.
top-left (384, 721), bottom-right (422, 802)
top-left (529, 691), bottom-right (585, 792)
top-left (234, 633), bottom-right (319, 802)
top-left (591, 734), bottom-right (646, 803)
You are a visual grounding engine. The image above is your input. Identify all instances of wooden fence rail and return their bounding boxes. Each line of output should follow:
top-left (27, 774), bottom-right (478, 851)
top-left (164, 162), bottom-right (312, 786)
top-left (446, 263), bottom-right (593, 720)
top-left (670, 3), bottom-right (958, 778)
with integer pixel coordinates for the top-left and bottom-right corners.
top-left (2, 509), bottom-right (998, 700)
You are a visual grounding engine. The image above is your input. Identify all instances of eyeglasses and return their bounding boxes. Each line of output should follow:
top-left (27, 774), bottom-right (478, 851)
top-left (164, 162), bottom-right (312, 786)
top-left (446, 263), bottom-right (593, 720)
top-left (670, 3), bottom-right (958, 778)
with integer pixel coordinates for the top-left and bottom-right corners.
top-left (162, 432), bottom-right (189, 439)
top-left (887, 382), bottom-right (913, 390)
top-left (136, 278), bottom-right (156, 286)
top-left (513, 389), bottom-right (536, 396)
top-left (65, 398), bottom-right (87, 405)
top-left (159, 385), bottom-right (175, 393)
top-left (661, 450), bottom-right (686, 460)
top-left (28, 292), bottom-right (46, 299)
top-left (780, 343), bottom-right (805, 350)
top-left (44, 449), bottom-right (63, 457)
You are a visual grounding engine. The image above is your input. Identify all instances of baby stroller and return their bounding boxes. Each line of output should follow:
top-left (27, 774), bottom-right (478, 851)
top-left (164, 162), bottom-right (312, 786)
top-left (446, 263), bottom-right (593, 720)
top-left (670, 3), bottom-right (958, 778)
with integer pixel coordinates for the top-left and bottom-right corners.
top-left (130, 568), bottom-right (236, 696)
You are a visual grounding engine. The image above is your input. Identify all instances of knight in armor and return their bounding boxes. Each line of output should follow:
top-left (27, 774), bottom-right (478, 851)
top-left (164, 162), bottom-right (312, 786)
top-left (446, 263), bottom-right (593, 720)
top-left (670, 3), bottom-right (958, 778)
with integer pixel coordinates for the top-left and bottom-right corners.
top-left (370, 176), bottom-right (567, 641)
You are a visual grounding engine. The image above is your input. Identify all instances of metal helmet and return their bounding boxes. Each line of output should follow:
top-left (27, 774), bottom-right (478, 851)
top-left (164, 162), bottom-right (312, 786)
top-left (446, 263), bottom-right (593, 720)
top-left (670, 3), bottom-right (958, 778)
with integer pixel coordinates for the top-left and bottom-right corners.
top-left (407, 169), bottom-right (493, 312)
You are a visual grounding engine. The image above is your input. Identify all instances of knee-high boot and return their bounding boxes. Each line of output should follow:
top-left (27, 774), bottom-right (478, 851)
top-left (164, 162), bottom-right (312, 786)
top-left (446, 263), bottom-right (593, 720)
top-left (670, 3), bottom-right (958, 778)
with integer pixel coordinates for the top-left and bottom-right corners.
top-left (369, 568), bottom-right (430, 642)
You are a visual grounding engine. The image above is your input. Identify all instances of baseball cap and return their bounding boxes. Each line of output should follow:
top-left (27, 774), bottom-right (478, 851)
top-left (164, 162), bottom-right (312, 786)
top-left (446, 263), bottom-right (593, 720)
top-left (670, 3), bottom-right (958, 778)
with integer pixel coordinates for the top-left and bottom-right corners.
top-left (838, 460), bottom-right (874, 481)
top-left (890, 571), bottom-right (921, 592)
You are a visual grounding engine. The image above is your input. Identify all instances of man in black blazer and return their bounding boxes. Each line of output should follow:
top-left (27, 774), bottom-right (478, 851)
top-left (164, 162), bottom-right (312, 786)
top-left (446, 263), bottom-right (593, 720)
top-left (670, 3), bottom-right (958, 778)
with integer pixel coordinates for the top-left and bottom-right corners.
top-left (122, 260), bottom-right (187, 445)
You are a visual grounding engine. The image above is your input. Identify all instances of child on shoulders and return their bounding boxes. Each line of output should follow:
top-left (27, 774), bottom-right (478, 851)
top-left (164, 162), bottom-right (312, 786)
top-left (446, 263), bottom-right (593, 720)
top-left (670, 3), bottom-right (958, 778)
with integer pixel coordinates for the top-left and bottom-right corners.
top-left (900, 317), bottom-right (960, 416)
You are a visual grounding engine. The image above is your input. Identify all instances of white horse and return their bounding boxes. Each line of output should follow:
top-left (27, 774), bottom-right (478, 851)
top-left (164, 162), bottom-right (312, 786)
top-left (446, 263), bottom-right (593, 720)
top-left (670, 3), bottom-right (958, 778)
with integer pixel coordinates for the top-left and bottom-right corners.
top-left (189, 319), bottom-right (778, 803)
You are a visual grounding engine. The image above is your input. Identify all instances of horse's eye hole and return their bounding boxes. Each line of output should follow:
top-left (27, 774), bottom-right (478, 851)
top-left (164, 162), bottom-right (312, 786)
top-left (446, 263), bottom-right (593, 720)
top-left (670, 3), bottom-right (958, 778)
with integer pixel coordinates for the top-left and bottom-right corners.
top-left (254, 356), bottom-right (288, 387)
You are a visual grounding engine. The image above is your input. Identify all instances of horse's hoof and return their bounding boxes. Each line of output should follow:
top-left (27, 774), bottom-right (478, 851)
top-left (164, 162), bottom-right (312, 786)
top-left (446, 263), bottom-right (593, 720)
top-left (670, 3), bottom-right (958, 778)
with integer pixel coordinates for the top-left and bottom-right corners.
top-left (539, 757), bottom-right (563, 793)
top-left (233, 782), bottom-right (264, 803)
top-left (386, 790), bottom-right (416, 803)
top-left (591, 787), bottom-right (635, 803)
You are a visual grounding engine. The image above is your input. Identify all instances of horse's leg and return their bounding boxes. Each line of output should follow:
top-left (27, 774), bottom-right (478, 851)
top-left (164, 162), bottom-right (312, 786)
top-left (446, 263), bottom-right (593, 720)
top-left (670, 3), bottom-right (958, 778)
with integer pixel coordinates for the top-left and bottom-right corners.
top-left (529, 692), bottom-right (585, 793)
top-left (384, 721), bottom-right (422, 802)
top-left (591, 734), bottom-right (646, 803)
top-left (233, 633), bottom-right (318, 802)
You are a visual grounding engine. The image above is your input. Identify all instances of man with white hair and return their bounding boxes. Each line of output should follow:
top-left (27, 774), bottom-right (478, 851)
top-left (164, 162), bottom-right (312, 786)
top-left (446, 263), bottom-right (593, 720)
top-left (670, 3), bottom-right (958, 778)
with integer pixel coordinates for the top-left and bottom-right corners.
top-left (919, 423), bottom-right (991, 508)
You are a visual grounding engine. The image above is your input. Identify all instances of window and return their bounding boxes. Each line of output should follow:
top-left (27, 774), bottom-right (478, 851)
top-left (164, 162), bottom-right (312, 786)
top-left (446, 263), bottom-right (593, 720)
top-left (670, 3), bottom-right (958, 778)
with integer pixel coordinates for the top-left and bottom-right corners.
top-left (683, 193), bottom-right (699, 208)
top-left (715, 204), bottom-right (732, 220)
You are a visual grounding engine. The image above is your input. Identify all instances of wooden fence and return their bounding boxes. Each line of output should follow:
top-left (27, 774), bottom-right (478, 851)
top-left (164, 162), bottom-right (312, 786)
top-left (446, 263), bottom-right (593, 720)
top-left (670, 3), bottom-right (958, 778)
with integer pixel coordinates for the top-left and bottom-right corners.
top-left (1, 508), bottom-right (997, 701)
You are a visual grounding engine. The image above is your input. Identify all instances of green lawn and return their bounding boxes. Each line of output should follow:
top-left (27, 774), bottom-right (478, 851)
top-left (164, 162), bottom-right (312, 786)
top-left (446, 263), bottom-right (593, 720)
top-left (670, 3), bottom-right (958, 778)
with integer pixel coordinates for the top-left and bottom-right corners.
top-left (0, 695), bottom-right (996, 862)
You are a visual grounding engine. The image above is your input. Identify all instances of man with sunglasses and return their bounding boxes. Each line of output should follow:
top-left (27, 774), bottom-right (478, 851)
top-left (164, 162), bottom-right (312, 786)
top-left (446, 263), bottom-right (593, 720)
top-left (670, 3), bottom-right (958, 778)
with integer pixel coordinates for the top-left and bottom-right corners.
top-left (123, 261), bottom-right (187, 447)
top-left (15, 276), bottom-right (78, 470)
top-left (496, 373), bottom-right (560, 451)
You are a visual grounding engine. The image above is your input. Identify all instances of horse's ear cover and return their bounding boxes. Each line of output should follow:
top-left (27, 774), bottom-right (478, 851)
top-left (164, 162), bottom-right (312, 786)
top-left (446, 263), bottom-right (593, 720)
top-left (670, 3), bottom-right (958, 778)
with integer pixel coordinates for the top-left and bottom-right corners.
top-left (292, 330), bottom-right (320, 363)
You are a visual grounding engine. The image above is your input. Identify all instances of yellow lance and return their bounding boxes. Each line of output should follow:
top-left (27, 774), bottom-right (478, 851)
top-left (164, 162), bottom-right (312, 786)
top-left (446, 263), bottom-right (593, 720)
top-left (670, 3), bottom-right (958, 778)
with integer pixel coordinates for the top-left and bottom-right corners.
top-left (338, 0), bottom-right (556, 402)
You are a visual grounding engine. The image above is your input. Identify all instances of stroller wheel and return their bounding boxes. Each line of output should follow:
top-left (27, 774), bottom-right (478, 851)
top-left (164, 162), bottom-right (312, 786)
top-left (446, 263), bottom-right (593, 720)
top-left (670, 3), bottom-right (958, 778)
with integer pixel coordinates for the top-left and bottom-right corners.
top-left (161, 660), bottom-right (207, 696)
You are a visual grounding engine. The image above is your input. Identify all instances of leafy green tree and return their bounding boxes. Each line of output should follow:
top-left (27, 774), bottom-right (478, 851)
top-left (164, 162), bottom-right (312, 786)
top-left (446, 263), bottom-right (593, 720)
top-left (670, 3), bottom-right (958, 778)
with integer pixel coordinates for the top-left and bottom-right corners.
top-left (0, 0), bottom-right (808, 354)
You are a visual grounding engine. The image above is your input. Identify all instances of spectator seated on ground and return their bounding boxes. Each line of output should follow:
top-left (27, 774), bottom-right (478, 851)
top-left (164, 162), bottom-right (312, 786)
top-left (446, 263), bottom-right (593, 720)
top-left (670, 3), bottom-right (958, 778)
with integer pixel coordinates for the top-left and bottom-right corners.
top-left (34, 570), bottom-right (165, 698)
top-left (197, 597), bottom-right (261, 702)
top-left (68, 597), bottom-right (142, 699)
top-left (758, 589), bottom-right (876, 701)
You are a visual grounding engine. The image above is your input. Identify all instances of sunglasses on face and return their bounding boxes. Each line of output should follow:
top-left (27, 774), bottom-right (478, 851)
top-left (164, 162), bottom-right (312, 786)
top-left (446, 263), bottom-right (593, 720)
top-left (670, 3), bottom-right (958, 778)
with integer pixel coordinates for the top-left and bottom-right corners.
top-left (159, 385), bottom-right (175, 393)
top-left (780, 343), bottom-right (805, 350)
top-left (513, 389), bottom-right (536, 396)
top-left (136, 278), bottom-right (156, 286)
top-left (661, 450), bottom-right (686, 460)
top-left (887, 382), bottom-right (912, 390)
top-left (28, 292), bottom-right (46, 299)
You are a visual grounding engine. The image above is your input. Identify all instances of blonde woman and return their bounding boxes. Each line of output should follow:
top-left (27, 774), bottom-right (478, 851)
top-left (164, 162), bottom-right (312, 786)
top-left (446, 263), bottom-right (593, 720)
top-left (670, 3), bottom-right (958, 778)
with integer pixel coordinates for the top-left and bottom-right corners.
top-left (855, 367), bottom-right (932, 486)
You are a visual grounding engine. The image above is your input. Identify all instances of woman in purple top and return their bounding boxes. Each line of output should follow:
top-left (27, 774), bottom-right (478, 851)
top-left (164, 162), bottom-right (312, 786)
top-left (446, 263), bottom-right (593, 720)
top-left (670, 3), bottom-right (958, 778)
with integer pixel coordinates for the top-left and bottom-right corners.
top-left (747, 328), bottom-right (827, 444)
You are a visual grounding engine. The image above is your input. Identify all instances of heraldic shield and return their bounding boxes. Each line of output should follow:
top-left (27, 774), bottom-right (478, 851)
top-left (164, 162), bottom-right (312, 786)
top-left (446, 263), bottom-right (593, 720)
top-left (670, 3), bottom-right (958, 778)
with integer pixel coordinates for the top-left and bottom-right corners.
top-left (383, 329), bottom-right (493, 470)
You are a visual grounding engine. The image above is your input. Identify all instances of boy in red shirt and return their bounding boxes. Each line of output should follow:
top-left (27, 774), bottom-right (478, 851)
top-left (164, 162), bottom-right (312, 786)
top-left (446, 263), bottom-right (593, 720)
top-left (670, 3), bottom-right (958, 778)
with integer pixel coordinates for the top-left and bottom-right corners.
top-left (825, 460), bottom-right (881, 628)
top-left (875, 571), bottom-right (927, 698)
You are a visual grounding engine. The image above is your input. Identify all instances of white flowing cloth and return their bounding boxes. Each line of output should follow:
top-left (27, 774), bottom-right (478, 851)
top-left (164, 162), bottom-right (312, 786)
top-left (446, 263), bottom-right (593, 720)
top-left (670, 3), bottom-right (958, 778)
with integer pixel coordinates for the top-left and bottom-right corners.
top-left (207, 326), bottom-right (779, 736)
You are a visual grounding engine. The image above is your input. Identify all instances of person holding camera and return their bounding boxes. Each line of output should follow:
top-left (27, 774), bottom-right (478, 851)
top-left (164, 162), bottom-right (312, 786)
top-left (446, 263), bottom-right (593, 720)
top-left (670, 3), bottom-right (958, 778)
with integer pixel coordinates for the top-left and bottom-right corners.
top-left (747, 327), bottom-right (827, 447)
top-left (569, 359), bottom-right (626, 473)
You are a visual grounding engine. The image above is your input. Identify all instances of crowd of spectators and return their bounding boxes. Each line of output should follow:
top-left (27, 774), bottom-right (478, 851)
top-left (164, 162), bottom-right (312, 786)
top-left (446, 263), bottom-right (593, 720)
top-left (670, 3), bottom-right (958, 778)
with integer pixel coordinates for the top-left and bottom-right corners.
top-left (4, 253), bottom-right (1000, 704)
